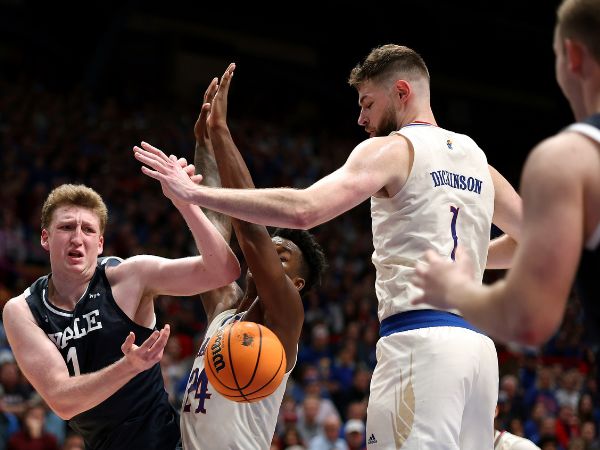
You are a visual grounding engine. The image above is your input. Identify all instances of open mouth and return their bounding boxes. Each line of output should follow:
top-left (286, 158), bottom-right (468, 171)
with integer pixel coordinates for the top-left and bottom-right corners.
top-left (68, 250), bottom-right (84, 259)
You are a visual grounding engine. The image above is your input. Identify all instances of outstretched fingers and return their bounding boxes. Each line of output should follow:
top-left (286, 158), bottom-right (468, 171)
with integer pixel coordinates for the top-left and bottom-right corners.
top-left (133, 150), bottom-right (165, 181)
top-left (138, 325), bottom-right (170, 362)
top-left (218, 63), bottom-right (235, 97)
top-left (195, 78), bottom-right (218, 140)
top-left (140, 141), bottom-right (170, 160)
top-left (148, 325), bottom-right (170, 354)
top-left (121, 332), bottom-right (136, 355)
top-left (134, 143), bottom-right (185, 181)
top-left (204, 77), bottom-right (219, 105)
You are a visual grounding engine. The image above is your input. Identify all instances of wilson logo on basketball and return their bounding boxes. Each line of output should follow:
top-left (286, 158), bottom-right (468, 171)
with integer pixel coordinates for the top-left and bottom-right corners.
top-left (211, 329), bottom-right (226, 372)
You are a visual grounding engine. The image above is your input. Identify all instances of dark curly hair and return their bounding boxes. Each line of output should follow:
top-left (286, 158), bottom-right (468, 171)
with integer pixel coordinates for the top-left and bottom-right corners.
top-left (271, 228), bottom-right (328, 295)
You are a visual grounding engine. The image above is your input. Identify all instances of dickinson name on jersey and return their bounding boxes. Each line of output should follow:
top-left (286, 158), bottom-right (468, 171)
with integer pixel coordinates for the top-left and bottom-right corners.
top-left (430, 170), bottom-right (483, 195)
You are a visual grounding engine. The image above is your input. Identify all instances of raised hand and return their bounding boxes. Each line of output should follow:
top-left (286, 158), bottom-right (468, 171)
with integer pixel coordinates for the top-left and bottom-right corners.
top-left (195, 77), bottom-right (219, 145)
top-left (411, 247), bottom-right (474, 309)
top-left (163, 155), bottom-right (199, 208)
top-left (121, 324), bottom-right (171, 373)
top-left (208, 63), bottom-right (235, 132)
top-left (134, 141), bottom-right (203, 204)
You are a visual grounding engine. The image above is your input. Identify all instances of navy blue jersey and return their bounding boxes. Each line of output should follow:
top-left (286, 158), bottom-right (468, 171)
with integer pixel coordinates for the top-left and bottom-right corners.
top-left (567, 114), bottom-right (600, 345)
top-left (24, 257), bottom-right (180, 450)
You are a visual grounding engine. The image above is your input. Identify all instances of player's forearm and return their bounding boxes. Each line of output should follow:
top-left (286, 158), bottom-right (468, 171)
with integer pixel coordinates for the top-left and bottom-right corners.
top-left (209, 125), bottom-right (256, 190)
top-left (193, 141), bottom-right (232, 242)
top-left (444, 281), bottom-right (513, 342)
top-left (448, 280), bottom-right (540, 345)
top-left (486, 234), bottom-right (518, 269)
top-left (48, 357), bottom-right (139, 420)
top-left (176, 203), bottom-right (240, 281)
top-left (183, 184), bottom-right (315, 229)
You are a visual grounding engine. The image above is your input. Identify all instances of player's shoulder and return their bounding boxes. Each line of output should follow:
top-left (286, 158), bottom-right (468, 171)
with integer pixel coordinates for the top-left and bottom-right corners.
top-left (98, 256), bottom-right (124, 268)
top-left (358, 135), bottom-right (410, 150)
top-left (2, 294), bottom-right (33, 327)
top-left (348, 136), bottom-right (410, 168)
top-left (526, 132), bottom-right (593, 181)
top-left (3, 294), bottom-right (26, 314)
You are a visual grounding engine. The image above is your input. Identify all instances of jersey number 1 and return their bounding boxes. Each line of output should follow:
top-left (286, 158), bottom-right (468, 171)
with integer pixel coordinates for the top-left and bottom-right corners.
top-left (449, 206), bottom-right (460, 261)
top-left (66, 347), bottom-right (81, 376)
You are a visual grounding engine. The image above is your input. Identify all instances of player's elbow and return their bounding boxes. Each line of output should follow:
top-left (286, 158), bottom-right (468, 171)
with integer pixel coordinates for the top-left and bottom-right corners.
top-left (47, 399), bottom-right (76, 420)
top-left (222, 253), bottom-right (241, 283)
top-left (514, 314), bottom-right (560, 347)
top-left (293, 197), bottom-right (319, 230)
top-left (206, 251), bottom-right (240, 288)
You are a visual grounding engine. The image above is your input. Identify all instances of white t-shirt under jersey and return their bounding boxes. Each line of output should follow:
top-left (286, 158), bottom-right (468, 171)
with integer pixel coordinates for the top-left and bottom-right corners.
top-left (180, 309), bottom-right (291, 450)
top-left (371, 123), bottom-right (495, 321)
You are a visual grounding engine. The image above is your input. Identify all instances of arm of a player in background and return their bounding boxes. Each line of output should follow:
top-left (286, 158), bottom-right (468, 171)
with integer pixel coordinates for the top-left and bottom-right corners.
top-left (486, 164), bottom-right (522, 269)
top-left (3, 297), bottom-right (170, 420)
top-left (413, 135), bottom-right (584, 345)
top-left (192, 76), bottom-right (242, 323)
top-left (133, 131), bottom-right (407, 230)
top-left (207, 63), bottom-right (302, 370)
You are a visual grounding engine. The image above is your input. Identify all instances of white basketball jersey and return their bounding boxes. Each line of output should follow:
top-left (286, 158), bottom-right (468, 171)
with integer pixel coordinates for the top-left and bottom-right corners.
top-left (494, 430), bottom-right (541, 449)
top-left (180, 309), bottom-right (290, 450)
top-left (371, 123), bottom-right (494, 321)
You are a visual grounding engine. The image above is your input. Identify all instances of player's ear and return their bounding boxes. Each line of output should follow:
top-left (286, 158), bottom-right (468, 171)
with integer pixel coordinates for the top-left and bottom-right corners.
top-left (41, 229), bottom-right (50, 251)
top-left (565, 38), bottom-right (584, 74)
top-left (293, 277), bottom-right (305, 292)
top-left (394, 79), bottom-right (411, 103)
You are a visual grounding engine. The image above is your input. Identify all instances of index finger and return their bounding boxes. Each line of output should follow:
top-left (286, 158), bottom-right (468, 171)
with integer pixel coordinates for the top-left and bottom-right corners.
top-left (217, 62), bottom-right (236, 100)
top-left (203, 77), bottom-right (219, 105)
top-left (148, 325), bottom-right (171, 353)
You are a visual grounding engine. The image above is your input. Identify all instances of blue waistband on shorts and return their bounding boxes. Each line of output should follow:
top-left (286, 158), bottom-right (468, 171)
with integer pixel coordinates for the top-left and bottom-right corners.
top-left (379, 309), bottom-right (483, 337)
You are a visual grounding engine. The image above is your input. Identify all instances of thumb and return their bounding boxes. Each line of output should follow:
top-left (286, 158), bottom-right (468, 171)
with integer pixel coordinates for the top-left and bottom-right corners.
top-left (191, 174), bottom-right (203, 184)
top-left (121, 332), bottom-right (135, 354)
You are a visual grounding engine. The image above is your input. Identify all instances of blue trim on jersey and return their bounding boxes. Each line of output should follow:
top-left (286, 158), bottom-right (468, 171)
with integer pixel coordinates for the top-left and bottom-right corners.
top-left (379, 309), bottom-right (483, 337)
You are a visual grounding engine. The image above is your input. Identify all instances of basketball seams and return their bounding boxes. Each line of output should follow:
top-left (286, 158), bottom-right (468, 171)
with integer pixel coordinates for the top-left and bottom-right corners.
top-left (236, 322), bottom-right (262, 390)
top-left (249, 342), bottom-right (285, 397)
top-left (228, 323), bottom-right (251, 402)
top-left (222, 343), bottom-right (286, 402)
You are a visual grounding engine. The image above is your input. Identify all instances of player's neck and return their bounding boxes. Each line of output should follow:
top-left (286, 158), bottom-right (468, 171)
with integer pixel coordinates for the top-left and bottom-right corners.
top-left (48, 275), bottom-right (91, 310)
top-left (400, 108), bottom-right (437, 128)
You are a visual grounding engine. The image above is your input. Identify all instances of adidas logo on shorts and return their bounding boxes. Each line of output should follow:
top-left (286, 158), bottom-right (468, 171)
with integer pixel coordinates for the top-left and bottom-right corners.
top-left (367, 433), bottom-right (378, 445)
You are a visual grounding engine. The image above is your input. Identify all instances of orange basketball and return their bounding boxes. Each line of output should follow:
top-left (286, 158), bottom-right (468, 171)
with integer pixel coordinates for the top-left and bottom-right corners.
top-left (204, 321), bottom-right (287, 403)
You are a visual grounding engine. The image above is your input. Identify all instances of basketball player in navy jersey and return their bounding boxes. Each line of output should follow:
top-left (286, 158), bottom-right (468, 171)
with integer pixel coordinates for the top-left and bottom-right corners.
top-left (178, 65), bottom-right (327, 449)
top-left (134, 47), bottom-right (523, 448)
top-left (413, 0), bottom-right (600, 360)
top-left (2, 181), bottom-right (240, 449)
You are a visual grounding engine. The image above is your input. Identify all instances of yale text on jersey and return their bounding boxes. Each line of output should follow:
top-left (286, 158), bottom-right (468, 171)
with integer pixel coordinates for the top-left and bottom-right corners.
top-left (47, 309), bottom-right (103, 349)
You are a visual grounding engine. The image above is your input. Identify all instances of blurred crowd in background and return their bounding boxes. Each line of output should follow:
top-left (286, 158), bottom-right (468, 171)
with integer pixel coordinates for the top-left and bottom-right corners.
top-left (0, 75), bottom-right (599, 450)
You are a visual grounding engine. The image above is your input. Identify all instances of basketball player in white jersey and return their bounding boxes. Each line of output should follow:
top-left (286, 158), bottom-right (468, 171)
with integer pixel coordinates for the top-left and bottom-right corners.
top-left (134, 46), bottom-right (522, 449)
top-left (412, 0), bottom-right (600, 356)
top-left (494, 405), bottom-right (540, 450)
top-left (177, 65), bottom-right (327, 449)
top-left (494, 430), bottom-right (541, 450)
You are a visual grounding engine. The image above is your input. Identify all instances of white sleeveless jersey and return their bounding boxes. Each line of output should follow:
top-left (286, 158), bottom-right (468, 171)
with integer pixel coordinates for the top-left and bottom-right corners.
top-left (371, 123), bottom-right (495, 321)
top-left (180, 309), bottom-right (290, 450)
top-left (494, 430), bottom-right (540, 449)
